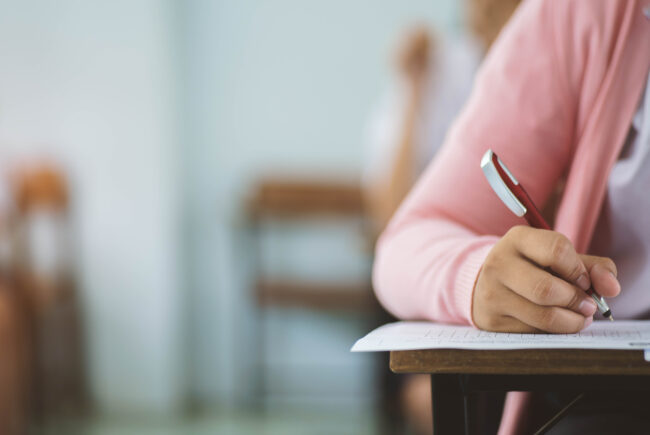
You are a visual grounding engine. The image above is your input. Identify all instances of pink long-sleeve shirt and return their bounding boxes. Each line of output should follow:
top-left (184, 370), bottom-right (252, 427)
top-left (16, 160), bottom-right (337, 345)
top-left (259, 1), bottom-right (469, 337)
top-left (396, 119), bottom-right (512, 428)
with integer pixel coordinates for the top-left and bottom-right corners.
top-left (372, 0), bottom-right (650, 433)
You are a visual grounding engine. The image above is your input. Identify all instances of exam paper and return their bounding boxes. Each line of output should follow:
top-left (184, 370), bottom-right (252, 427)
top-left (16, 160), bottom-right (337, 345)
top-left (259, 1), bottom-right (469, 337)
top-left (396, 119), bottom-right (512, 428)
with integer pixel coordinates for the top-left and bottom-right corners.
top-left (351, 320), bottom-right (650, 352)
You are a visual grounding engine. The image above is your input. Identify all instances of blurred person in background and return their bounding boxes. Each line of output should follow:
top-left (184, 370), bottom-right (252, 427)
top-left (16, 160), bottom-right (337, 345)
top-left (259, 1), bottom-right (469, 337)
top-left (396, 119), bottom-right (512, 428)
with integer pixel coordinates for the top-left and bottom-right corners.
top-left (364, 0), bottom-right (520, 434)
top-left (364, 0), bottom-right (521, 234)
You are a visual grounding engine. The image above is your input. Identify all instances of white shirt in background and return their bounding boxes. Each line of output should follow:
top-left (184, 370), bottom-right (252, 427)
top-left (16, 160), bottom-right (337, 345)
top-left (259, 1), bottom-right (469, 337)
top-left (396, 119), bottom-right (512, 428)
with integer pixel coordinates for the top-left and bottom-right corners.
top-left (364, 34), bottom-right (483, 186)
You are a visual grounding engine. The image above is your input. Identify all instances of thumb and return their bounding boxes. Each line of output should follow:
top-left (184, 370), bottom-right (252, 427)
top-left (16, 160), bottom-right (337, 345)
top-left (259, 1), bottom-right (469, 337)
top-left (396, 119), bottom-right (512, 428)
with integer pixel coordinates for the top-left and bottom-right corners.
top-left (579, 254), bottom-right (620, 298)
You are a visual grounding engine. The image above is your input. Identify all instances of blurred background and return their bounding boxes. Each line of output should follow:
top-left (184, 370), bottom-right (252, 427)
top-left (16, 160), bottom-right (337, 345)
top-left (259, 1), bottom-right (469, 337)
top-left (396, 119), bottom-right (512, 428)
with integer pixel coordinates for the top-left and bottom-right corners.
top-left (0, 0), bottom-right (519, 434)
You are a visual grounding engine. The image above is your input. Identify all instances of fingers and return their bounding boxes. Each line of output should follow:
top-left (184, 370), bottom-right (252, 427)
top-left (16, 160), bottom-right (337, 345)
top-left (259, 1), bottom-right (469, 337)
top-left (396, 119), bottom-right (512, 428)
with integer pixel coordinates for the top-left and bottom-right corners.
top-left (473, 227), bottom-right (617, 334)
top-left (498, 256), bottom-right (597, 317)
top-left (478, 313), bottom-right (592, 334)
top-left (481, 314), bottom-right (539, 334)
top-left (580, 254), bottom-right (617, 277)
top-left (474, 273), bottom-right (592, 333)
top-left (508, 227), bottom-right (590, 290)
top-left (580, 254), bottom-right (621, 298)
top-left (503, 289), bottom-right (589, 334)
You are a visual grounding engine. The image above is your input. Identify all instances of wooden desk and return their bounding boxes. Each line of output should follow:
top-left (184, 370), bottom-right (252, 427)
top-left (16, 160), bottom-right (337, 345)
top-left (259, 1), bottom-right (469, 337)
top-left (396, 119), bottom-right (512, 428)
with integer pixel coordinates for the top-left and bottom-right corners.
top-left (390, 349), bottom-right (650, 434)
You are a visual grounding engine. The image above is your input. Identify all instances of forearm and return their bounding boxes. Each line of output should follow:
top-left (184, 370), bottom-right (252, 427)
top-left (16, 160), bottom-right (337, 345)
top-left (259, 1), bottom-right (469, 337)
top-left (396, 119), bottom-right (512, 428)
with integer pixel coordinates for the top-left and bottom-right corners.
top-left (374, 217), bottom-right (497, 325)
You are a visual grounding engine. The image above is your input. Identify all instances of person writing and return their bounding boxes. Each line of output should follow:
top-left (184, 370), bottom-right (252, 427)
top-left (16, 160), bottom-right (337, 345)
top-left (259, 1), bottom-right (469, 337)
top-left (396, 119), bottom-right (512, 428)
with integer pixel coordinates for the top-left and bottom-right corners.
top-left (373, 0), bottom-right (650, 432)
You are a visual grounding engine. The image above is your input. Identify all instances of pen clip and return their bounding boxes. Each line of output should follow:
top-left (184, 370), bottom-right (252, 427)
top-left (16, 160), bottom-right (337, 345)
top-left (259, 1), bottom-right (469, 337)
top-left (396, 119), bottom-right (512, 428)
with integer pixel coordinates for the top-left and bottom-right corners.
top-left (480, 149), bottom-right (527, 217)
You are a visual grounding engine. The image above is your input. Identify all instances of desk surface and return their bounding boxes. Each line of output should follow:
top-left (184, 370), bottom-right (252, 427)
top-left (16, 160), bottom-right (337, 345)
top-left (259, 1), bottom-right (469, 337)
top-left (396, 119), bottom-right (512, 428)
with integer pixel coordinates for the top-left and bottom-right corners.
top-left (390, 349), bottom-right (650, 375)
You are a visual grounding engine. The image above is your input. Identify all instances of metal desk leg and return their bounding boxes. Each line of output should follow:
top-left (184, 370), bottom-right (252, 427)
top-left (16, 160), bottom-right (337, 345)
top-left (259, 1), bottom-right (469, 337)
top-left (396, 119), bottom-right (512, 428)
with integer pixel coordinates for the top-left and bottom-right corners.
top-left (431, 374), bottom-right (467, 435)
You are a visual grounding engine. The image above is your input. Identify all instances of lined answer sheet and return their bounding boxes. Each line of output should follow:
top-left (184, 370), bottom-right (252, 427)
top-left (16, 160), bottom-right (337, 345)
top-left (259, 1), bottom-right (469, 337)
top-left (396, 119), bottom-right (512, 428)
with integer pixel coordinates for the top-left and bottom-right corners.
top-left (351, 321), bottom-right (650, 352)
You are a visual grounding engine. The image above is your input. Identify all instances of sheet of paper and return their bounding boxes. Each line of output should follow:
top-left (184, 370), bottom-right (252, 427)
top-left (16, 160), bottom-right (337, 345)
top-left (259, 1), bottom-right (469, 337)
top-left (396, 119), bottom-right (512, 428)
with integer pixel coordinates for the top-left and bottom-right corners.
top-left (351, 320), bottom-right (650, 352)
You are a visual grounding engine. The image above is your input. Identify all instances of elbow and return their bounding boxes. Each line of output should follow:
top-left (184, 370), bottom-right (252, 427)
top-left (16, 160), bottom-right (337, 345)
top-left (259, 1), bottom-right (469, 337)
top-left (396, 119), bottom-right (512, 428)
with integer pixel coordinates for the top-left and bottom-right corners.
top-left (371, 232), bottom-right (412, 320)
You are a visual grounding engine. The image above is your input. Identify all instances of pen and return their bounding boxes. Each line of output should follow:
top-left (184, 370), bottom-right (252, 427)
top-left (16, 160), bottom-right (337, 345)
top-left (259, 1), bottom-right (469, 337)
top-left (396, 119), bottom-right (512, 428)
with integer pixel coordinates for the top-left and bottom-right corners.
top-left (480, 149), bottom-right (614, 321)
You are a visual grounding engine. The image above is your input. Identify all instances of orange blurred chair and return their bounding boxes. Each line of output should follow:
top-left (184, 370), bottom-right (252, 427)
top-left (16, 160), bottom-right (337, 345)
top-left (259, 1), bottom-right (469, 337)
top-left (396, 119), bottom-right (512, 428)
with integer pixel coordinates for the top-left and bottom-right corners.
top-left (10, 163), bottom-right (87, 425)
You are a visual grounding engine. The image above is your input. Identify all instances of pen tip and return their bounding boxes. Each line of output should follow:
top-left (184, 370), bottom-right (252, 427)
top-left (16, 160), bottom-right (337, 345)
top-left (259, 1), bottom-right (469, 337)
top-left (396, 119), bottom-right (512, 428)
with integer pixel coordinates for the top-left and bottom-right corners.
top-left (609, 316), bottom-right (614, 322)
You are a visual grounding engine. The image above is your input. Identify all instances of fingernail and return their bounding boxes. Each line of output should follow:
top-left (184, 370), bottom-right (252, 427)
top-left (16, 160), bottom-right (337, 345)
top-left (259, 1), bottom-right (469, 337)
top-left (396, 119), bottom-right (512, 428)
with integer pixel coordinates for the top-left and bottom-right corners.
top-left (576, 273), bottom-right (591, 291)
top-left (578, 298), bottom-right (597, 316)
top-left (584, 316), bottom-right (593, 328)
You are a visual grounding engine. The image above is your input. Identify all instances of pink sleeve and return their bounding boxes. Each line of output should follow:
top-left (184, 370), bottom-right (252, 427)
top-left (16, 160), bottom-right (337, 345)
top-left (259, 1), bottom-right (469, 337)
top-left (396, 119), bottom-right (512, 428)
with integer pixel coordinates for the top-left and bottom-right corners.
top-left (373, 0), bottom-right (578, 326)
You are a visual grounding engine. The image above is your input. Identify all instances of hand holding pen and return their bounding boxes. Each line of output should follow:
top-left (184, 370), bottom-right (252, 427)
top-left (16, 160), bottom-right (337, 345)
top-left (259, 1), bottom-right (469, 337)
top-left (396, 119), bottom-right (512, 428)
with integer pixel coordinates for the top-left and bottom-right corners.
top-left (470, 150), bottom-right (621, 333)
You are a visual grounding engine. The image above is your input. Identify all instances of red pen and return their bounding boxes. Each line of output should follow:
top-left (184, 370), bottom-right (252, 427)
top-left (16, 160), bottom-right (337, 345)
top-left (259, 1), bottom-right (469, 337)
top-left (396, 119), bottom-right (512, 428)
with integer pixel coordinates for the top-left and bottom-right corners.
top-left (480, 149), bottom-right (613, 321)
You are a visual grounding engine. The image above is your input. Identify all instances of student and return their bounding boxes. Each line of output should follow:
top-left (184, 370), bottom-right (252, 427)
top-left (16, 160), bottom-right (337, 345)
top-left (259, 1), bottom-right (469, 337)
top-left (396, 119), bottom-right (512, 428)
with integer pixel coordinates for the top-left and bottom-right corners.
top-left (372, 0), bottom-right (650, 433)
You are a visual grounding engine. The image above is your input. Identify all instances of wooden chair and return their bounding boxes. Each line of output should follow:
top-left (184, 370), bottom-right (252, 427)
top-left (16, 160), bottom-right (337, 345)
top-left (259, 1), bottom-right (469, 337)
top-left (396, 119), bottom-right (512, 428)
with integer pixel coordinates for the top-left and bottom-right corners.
top-left (245, 177), bottom-right (404, 433)
top-left (10, 163), bottom-right (87, 423)
top-left (0, 188), bottom-right (29, 434)
top-left (0, 276), bottom-right (29, 434)
top-left (246, 177), bottom-right (378, 312)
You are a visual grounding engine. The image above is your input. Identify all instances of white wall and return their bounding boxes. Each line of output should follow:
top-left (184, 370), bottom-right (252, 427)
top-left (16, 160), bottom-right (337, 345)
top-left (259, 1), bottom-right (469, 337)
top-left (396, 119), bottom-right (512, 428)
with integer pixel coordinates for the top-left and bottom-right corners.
top-left (181, 0), bottom-right (462, 405)
top-left (0, 0), bottom-right (183, 415)
top-left (0, 0), bottom-right (465, 414)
